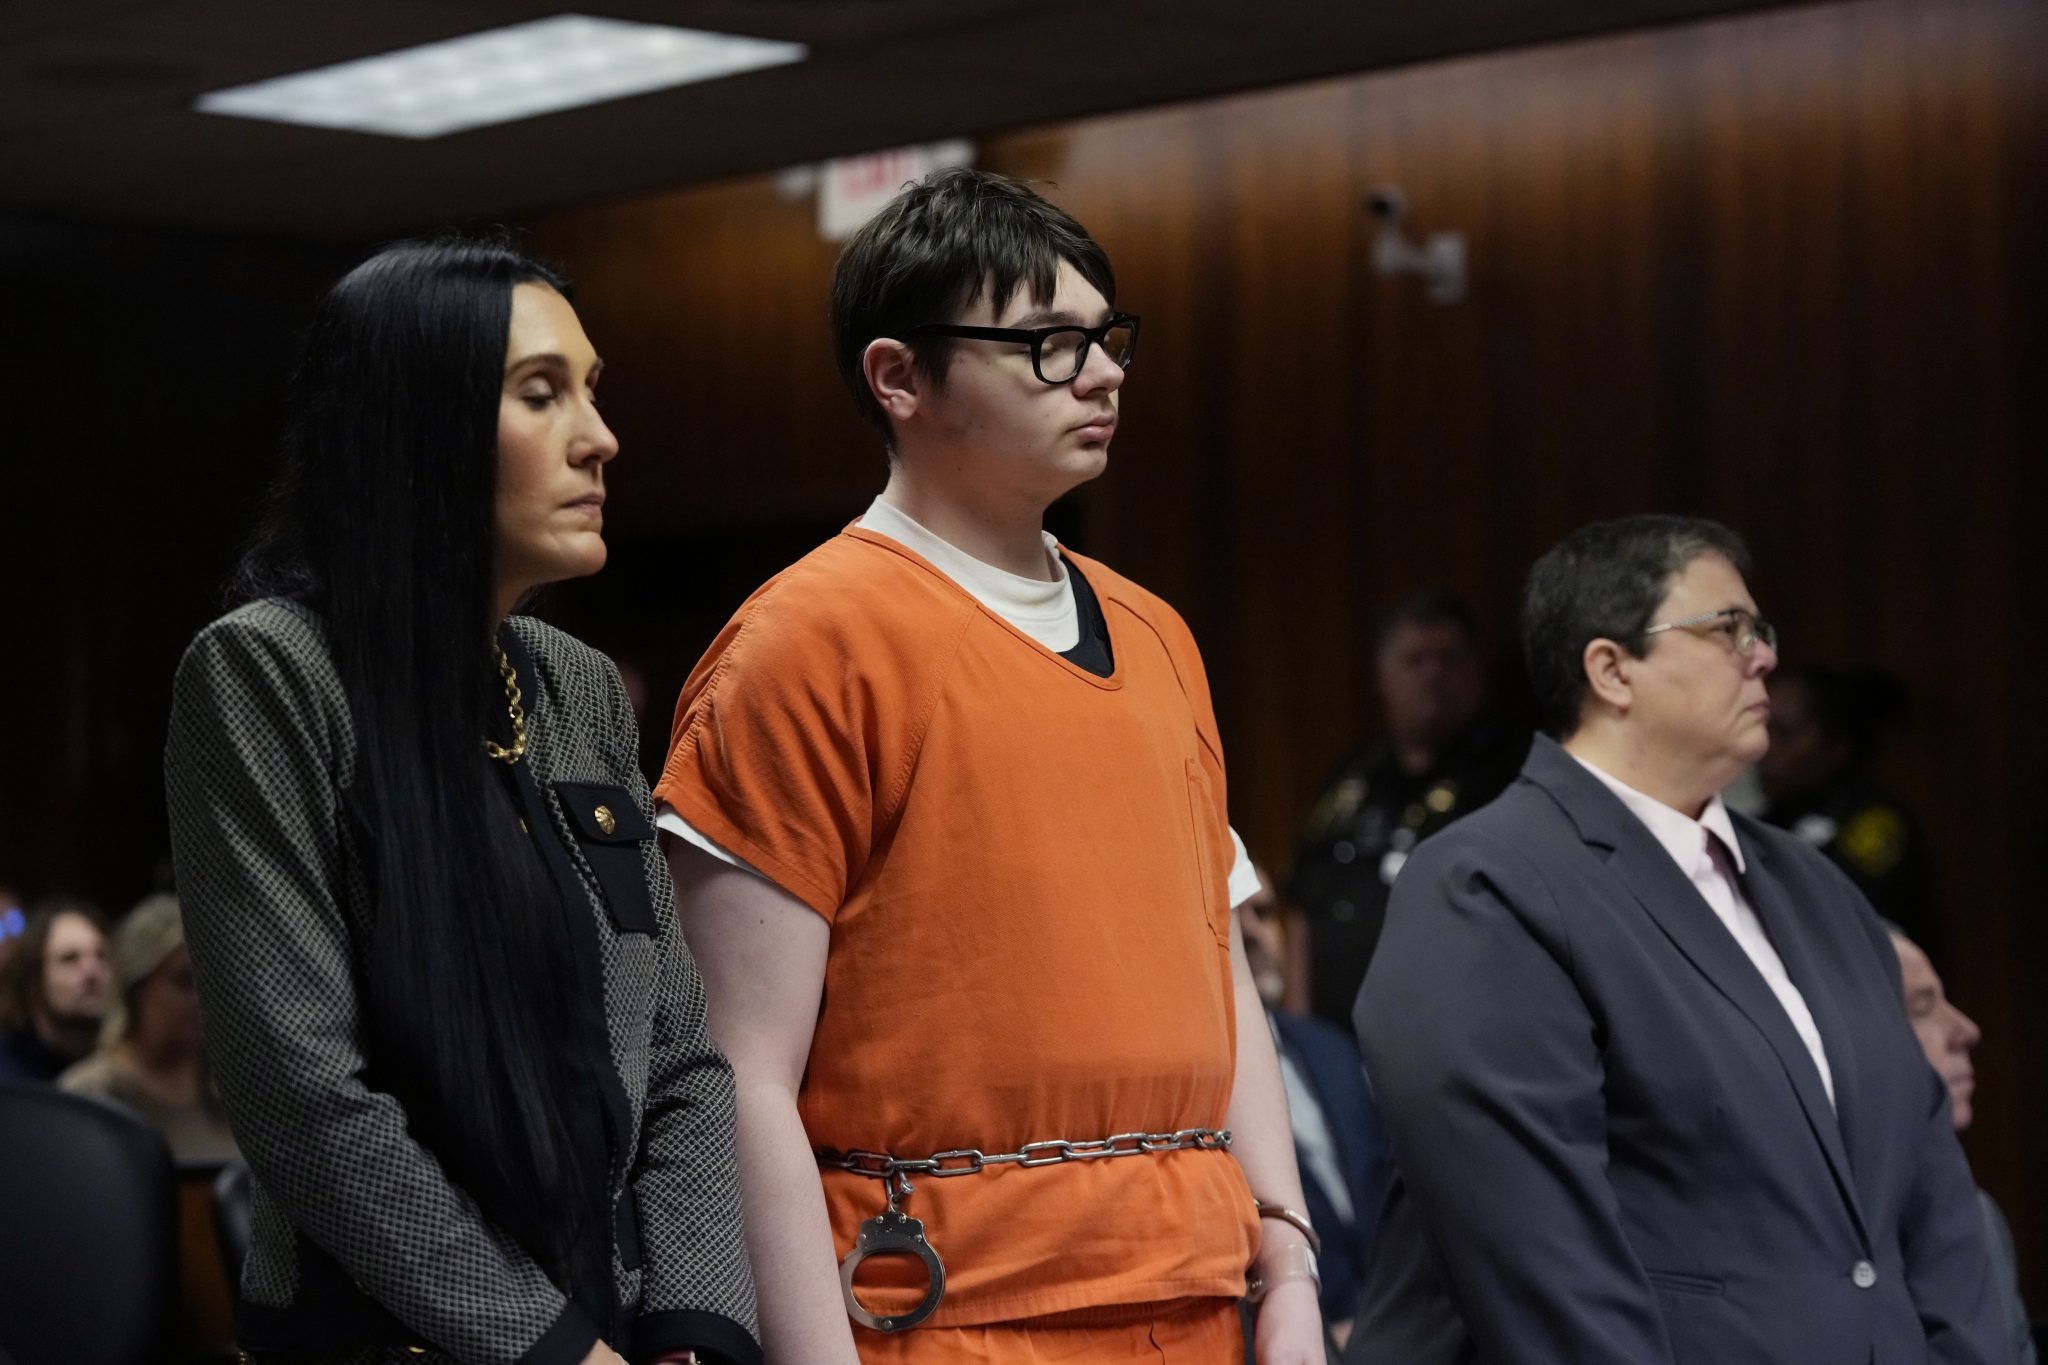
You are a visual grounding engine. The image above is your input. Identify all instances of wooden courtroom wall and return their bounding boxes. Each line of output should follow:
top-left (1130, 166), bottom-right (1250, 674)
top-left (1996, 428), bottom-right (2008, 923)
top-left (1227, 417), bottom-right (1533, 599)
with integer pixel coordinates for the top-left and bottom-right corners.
top-left (527, 0), bottom-right (2046, 1300)
top-left (0, 221), bottom-right (350, 913)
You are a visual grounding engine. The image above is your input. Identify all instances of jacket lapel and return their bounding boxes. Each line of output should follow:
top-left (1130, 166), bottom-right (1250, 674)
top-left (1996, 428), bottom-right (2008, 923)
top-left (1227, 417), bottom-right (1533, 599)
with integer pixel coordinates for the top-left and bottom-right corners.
top-left (1524, 739), bottom-right (1870, 1244)
top-left (1734, 831), bottom-right (1866, 1184)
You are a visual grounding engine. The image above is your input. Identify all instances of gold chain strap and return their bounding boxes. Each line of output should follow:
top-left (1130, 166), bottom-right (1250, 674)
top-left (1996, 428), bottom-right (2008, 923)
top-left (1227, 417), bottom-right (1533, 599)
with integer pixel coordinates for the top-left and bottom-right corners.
top-left (483, 646), bottom-right (527, 763)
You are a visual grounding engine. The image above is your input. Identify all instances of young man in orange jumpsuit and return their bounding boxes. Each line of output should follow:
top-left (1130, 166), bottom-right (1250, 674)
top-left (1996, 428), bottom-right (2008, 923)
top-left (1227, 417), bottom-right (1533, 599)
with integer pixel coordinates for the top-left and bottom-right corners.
top-left (656, 169), bottom-right (1325, 1364)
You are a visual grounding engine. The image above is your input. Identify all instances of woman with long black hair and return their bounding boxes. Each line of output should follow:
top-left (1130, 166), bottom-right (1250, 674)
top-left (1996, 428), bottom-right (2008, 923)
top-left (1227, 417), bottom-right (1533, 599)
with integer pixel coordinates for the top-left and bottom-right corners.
top-left (165, 238), bottom-right (759, 1365)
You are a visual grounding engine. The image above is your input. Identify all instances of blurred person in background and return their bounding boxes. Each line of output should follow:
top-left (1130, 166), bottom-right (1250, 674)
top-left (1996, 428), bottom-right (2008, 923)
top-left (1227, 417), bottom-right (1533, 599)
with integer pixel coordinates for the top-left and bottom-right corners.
top-left (0, 899), bottom-right (111, 1083)
top-left (1889, 925), bottom-right (2035, 1365)
top-left (1241, 866), bottom-right (1386, 1352)
top-left (1761, 664), bottom-right (1936, 957)
top-left (59, 894), bottom-right (238, 1164)
top-left (165, 237), bottom-right (757, 1365)
top-left (1288, 591), bottom-right (1525, 1022)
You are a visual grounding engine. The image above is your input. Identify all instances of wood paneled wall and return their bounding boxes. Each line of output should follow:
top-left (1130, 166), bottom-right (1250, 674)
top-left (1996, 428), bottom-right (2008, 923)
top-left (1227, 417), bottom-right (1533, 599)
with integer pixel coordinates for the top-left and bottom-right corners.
top-left (528, 0), bottom-right (2046, 1300)
top-left (0, 220), bottom-right (349, 916)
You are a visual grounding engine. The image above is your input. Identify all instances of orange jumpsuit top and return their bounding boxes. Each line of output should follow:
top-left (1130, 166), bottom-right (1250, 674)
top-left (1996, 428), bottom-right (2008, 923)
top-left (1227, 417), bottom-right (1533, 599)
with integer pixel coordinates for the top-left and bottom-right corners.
top-left (656, 528), bottom-right (1257, 1328)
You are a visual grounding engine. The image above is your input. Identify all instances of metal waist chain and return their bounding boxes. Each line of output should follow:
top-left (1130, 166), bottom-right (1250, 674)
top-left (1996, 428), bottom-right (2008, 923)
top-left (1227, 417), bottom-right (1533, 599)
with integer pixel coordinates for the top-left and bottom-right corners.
top-left (820, 1125), bottom-right (1232, 1181)
top-left (818, 1127), bottom-right (1232, 1335)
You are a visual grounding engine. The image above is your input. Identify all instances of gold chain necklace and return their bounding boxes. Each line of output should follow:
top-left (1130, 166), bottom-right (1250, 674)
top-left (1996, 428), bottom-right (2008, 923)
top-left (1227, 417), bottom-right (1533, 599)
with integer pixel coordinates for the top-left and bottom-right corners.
top-left (484, 646), bottom-right (527, 763)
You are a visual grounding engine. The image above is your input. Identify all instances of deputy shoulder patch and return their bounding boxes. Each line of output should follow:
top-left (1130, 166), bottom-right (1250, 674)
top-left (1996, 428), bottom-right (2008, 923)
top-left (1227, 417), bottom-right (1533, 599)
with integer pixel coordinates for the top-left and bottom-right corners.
top-left (1838, 806), bottom-right (1906, 877)
top-left (1309, 777), bottom-right (1368, 833)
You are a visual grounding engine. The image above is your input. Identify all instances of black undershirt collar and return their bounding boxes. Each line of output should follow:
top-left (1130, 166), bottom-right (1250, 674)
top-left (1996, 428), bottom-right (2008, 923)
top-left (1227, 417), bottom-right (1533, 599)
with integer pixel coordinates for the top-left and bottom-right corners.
top-left (1058, 557), bottom-right (1115, 678)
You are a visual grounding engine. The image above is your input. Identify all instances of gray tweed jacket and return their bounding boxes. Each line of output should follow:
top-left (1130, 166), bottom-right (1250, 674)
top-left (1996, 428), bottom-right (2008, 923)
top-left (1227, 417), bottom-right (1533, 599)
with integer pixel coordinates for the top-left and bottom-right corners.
top-left (165, 598), bottom-right (758, 1365)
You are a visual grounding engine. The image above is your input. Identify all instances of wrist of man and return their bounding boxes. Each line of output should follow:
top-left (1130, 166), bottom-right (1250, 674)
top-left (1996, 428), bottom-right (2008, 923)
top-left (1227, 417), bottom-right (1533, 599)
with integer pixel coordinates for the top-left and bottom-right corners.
top-left (1252, 1214), bottom-right (1314, 1268)
top-left (1246, 1239), bottom-right (1320, 1303)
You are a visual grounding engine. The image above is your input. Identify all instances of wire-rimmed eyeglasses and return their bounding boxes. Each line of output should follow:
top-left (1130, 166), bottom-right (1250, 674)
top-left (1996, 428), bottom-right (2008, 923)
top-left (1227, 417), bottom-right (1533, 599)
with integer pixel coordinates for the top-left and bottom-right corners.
top-left (906, 313), bottom-right (1140, 386)
top-left (1640, 606), bottom-right (1779, 657)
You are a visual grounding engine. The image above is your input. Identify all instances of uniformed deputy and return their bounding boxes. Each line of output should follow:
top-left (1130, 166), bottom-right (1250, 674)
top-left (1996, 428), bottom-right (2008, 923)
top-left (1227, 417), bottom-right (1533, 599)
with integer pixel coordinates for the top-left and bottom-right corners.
top-left (1759, 663), bottom-right (1937, 958)
top-left (1287, 591), bottom-right (1527, 1024)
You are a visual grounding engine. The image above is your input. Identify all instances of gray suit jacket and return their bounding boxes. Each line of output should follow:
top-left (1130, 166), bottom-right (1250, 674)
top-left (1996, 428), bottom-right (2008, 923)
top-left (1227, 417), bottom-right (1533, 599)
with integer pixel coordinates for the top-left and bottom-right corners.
top-left (1982, 1190), bottom-right (2038, 1365)
top-left (1349, 734), bottom-right (2006, 1365)
top-left (166, 599), bottom-right (758, 1365)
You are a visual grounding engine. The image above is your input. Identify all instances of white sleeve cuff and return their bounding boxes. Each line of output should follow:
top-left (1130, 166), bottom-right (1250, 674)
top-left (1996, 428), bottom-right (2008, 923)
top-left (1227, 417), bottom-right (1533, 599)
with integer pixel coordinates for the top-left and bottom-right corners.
top-left (655, 803), bottom-right (757, 875)
top-left (1226, 826), bottom-right (1261, 909)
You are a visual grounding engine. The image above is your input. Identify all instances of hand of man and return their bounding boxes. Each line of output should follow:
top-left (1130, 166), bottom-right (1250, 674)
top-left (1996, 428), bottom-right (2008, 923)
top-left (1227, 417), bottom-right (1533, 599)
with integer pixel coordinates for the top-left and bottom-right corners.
top-left (1254, 1276), bottom-right (1327, 1365)
top-left (576, 1343), bottom-right (629, 1365)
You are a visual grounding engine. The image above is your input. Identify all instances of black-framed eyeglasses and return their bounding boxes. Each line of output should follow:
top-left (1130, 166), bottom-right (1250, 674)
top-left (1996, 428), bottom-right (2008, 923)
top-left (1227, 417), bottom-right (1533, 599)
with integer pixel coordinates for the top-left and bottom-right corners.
top-left (906, 312), bottom-right (1140, 385)
top-left (1640, 606), bottom-right (1779, 657)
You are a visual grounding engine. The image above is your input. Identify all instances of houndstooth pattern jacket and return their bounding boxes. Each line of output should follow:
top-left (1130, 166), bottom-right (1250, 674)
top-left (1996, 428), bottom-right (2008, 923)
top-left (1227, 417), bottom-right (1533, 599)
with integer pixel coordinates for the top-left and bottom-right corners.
top-left (165, 598), bottom-right (759, 1365)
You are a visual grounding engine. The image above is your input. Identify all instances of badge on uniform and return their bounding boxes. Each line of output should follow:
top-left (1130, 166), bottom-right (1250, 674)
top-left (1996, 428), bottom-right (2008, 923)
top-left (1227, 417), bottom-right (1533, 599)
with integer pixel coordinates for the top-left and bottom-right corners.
top-left (1380, 827), bottom-right (1418, 886)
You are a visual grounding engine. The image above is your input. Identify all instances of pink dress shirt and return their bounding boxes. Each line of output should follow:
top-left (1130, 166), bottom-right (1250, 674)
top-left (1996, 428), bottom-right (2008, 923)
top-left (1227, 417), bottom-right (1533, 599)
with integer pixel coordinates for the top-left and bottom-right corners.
top-left (1570, 752), bottom-right (1836, 1109)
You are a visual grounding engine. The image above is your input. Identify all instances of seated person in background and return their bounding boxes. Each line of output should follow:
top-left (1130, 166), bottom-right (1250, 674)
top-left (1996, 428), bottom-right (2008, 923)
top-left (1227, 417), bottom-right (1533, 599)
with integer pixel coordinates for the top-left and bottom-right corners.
top-left (1760, 663), bottom-right (1936, 956)
top-left (1288, 590), bottom-right (1525, 1023)
top-left (60, 895), bottom-right (238, 1164)
top-left (0, 900), bottom-right (111, 1083)
top-left (1889, 925), bottom-right (2036, 1365)
top-left (1241, 866), bottom-right (1386, 1349)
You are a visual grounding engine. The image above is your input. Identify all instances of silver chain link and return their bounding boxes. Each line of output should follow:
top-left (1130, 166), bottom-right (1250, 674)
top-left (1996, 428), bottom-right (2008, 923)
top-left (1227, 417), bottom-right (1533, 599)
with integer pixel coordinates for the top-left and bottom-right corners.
top-left (819, 1126), bottom-right (1232, 1182)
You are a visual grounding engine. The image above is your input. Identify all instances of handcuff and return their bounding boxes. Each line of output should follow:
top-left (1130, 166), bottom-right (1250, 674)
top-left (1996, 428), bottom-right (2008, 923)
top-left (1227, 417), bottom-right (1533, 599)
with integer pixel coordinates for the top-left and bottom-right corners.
top-left (1246, 1201), bottom-right (1323, 1303)
top-left (827, 1128), bottom-right (1233, 1333)
top-left (837, 1169), bottom-right (947, 1333)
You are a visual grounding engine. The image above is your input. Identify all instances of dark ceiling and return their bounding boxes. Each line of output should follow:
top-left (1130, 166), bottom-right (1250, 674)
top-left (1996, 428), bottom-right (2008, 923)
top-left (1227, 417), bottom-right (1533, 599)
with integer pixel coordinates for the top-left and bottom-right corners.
top-left (3, 0), bottom-right (1815, 241)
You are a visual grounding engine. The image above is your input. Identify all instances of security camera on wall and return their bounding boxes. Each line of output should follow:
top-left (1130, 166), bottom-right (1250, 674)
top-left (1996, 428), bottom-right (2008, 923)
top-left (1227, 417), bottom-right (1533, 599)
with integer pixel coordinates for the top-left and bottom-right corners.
top-left (1366, 185), bottom-right (1408, 223)
top-left (1366, 184), bottom-right (1466, 305)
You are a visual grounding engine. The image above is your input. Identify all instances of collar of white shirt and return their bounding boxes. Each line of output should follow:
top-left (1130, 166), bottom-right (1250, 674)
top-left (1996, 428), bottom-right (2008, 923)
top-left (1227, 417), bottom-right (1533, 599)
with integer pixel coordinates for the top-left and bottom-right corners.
top-left (1569, 752), bottom-right (1748, 875)
top-left (856, 496), bottom-right (1081, 652)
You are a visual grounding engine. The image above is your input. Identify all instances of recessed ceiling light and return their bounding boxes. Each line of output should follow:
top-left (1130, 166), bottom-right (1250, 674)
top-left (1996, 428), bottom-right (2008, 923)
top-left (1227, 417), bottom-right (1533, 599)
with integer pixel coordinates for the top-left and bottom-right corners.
top-left (195, 14), bottom-right (805, 139)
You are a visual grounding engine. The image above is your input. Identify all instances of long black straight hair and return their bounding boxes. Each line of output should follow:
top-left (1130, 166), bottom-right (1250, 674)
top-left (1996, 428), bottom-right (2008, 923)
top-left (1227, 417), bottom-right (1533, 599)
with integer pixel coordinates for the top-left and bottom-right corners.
top-left (236, 236), bottom-right (596, 1278)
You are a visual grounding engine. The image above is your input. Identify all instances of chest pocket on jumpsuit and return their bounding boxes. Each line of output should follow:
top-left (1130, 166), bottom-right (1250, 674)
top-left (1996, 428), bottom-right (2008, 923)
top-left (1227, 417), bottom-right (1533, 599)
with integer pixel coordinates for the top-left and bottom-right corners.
top-left (1184, 759), bottom-right (1232, 948)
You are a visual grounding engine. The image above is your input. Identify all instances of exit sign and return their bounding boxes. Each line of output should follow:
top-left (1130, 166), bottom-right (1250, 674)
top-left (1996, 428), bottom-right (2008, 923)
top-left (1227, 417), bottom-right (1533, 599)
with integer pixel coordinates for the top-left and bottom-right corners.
top-left (819, 139), bottom-right (974, 240)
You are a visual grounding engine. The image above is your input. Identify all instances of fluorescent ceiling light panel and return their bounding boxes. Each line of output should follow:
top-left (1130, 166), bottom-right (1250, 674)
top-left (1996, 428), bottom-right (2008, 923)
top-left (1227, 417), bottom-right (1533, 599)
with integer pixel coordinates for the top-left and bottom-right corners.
top-left (195, 15), bottom-right (805, 138)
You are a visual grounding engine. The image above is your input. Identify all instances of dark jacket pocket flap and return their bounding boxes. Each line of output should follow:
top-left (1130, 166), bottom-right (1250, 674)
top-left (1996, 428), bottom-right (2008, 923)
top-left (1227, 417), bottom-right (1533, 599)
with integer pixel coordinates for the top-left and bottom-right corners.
top-left (1645, 1269), bottom-right (1725, 1297)
top-left (553, 781), bottom-right (653, 843)
top-left (553, 781), bottom-right (660, 934)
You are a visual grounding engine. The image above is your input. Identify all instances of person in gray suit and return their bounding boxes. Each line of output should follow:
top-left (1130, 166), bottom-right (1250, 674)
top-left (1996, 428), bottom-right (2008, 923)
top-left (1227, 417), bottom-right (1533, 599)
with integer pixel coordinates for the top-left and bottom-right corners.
top-left (1348, 515), bottom-right (2006, 1364)
top-left (165, 239), bottom-right (758, 1365)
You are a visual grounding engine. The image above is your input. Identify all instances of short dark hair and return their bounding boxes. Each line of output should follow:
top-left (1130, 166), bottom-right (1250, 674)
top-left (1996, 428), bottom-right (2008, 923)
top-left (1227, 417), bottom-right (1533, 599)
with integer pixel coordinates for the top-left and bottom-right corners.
top-left (1521, 515), bottom-right (1752, 736)
top-left (1375, 589), bottom-right (1478, 659)
top-left (828, 167), bottom-right (1116, 443)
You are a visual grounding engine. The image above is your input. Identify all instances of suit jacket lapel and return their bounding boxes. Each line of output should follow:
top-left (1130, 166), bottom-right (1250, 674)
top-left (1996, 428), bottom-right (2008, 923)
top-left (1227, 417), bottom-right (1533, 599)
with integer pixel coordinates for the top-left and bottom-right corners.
top-left (1735, 834), bottom-right (1867, 1199)
top-left (1524, 739), bottom-right (1869, 1244)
